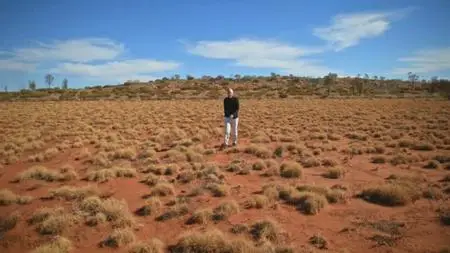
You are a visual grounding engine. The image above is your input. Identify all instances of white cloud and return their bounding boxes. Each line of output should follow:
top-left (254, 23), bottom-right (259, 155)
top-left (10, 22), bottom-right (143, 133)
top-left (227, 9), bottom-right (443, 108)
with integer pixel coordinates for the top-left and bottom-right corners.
top-left (392, 47), bottom-right (450, 74)
top-left (0, 38), bottom-right (180, 83)
top-left (52, 59), bottom-right (180, 82)
top-left (188, 39), bottom-right (323, 60)
top-left (313, 8), bottom-right (414, 51)
top-left (187, 38), bottom-right (335, 77)
top-left (0, 59), bottom-right (36, 71)
top-left (13, 38), bottom-right (125, 63)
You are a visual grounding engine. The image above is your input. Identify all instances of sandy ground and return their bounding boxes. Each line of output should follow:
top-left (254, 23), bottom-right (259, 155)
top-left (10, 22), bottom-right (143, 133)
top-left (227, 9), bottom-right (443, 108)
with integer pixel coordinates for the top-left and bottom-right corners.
top-left (0, 99), bottom-right (449, 253)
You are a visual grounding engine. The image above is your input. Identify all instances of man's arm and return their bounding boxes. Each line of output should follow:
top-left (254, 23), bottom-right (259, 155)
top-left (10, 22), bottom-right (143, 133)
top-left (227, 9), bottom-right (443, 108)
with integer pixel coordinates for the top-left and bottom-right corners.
top-left (224, 98), bottom-right (228, 116)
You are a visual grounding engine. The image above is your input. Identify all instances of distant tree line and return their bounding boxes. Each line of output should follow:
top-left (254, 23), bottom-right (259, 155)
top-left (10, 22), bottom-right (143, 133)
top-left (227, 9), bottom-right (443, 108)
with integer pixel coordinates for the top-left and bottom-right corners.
top-left (27, 74), bottom-right (69, 91)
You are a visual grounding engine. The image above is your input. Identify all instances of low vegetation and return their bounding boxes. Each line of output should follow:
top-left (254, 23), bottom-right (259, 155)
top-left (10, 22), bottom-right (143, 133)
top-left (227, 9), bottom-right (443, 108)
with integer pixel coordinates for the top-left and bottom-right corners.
top-left (0, 97), bottom-right (448, 253)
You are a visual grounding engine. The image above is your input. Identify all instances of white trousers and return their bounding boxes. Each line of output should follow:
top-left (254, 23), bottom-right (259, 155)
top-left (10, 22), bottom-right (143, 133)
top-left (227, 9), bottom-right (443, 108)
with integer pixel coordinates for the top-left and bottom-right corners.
top-left (224, 117), bottom-right (239, 145)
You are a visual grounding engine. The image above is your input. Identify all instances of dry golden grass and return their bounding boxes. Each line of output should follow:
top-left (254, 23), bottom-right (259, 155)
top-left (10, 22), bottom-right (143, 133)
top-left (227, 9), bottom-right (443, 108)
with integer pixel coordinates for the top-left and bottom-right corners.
top-left (169, 229), bottom-right (282, 253)
top-left (32, 236), bottom-right (72, 253)
top-left (322, 167), bottom-right (346, 179)
top-left (101, 228), bottom-right (136, 248)
top-left (0, 211), bottom-right (20, 233)
top-left (150, 183), bottom-right (175, 196)
top-left (135, 197), bottom-right (162, 216)
top-left (279, 161), bottom-right (303, 178)
top-left (48, 185), bottom-right (99, 200)
top-left (359, 184), bottom-right (420, 206)
top-left (213, 200), bottom-right (240, 220)
top-left (129, 238), bottom-right (165, 253)
top-left (77, 196), bottom-right (135, 228)
top-left (1, 99), bottom-right (449, 253)
top-left (0, 189), bottom-right (33, 205)
top-left (250, 219), bottom-right (282, 243)
top-left (186, 208), bottom-right (213, 225)
top-left (29, 206), bottom-right (79, 235)
top-left (156, 203), bottom-right (189, 222)
top-left (14, 165), bottom-right (72, 182)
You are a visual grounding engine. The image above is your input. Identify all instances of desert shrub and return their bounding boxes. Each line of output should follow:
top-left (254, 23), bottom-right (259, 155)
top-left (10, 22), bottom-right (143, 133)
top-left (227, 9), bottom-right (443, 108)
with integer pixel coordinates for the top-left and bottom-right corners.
top-left (423, 160), bottom-right (440, 169)
top-left (244, 195), bottom-right (270, 209)
top-left (135, 197), bottom-right (162, 216)
top-left (86, 169), bottom-right (115, 182)
top-left (321, 158), bottom-right (338, 167)
top-left (250, 219), bottom-right (281, 243)
top-left (230, 224), bottom-right (249, 234)
top-left (288, 192), bottom-right (327, 215)
top-left (345, 132), bottom-right (368, 141)
top-left (252, 160), bottom-right (266, 171)
top-left (164, 164), bottom-right (180, 176)
top-left (205, 183), bottom-right (229, 197)
top-left (78, 196), bottom-right (135, 228)
top-left (141, 174), bottom-right (165, 187)
top-left (371, 155), bottom-right (386, 164)
top-left (32, 236), bottom-right (72, 253)
top-left (300, 157), bottom-right (321, 168)
top-left (129, 238), bottom-right (165, 253)
top-left (14, 166), bottom-right (62, 182)
top-left (164, 150), bottom-right (187, 163)
top-left (0, 211), bottom-right (20, 233)
top-left (262, 185), bottom-right (280, 201)
top-left (112, 148), bottom-right (137, 160)
top-left (186, 208), bottom-right (213, 225)
top-left (423, 188), bottom-right (444, 200)
top-left (309, 234), bottom-right (328, 249)
top-left (411, 142), bottom-right (435, 151)
top-left (101, 228), bottom-right (136, 248)
top-left (327, 133), bottom-right (341, 141)
top-left (150, 183), bottom-right (175, 197)
top-left (0, 189), bottom-right (32, 205)
top-left (48, 185), bottom-right (99, 200)
top-left (36, 213), bottom-right (79, 235)
top-left (169, 229), bottom-right (256, 253)
top-left (85, 213), bottom-right (107, 227)
top-left (322, 167), bottom-right (345, 179)
top-left (439, 207), bottom-right (450, 226)
top-left (244, 145), bottom-right (272, 158)
top-left (296, 185), bottom-right (345, 204)
top-left (273, 146), bottom-right (283, 157)
top-left (213, 200), bottom-right (240, 220)
top-left (186, 150), bottom-right (204, 162)
top-left (227, 163), bottom-right (242, 173)
top-left (156, 203), bottom-right (189, 222)
top-left (279, 161), bottom-right (302, 178)
top-left (177, 170), bottom-right (196, 183)
top-left (359, 184), bottom-right (420, 206)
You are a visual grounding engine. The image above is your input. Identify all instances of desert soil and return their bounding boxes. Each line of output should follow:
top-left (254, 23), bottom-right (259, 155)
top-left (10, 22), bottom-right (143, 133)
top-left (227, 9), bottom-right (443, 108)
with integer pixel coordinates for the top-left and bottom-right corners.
top-left (0, 99), bottom-right (449, 253)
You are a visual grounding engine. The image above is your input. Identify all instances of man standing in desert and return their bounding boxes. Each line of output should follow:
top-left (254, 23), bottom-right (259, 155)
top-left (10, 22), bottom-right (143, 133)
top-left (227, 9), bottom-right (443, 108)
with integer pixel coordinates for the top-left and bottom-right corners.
top-left (223, 87), bottom-right (239, 148)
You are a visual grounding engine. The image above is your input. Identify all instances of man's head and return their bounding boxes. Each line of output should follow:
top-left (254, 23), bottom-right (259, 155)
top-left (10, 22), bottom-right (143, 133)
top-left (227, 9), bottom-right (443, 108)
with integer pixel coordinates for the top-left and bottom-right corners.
top-left (227, 88), bottom-right (234, 98)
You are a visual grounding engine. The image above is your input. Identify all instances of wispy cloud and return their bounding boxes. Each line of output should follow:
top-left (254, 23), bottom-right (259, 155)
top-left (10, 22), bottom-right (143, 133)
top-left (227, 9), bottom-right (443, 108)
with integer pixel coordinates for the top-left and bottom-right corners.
top-left (0, 38), bottom-right (180, 83)
top-left (11, 38), bottom-right (125, 63)
top-left (186, 8), bottom-right (414, 76)
top-left (187, 38), bottom-right (335, 76)
top-left (392, 47), bottom-right (450, 75)
top-left (188, 39), bottom-right (324, 60)
top-left (313, 7), bottom-right (414, 51)
top-left (52, 59), bottom-right (180, 82)
top-left (0, 59), bottom-right (36, 71)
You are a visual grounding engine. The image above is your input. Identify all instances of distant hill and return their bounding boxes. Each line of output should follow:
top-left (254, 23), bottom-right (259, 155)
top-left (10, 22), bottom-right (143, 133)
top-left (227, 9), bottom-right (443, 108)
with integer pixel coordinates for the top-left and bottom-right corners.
top-left (1, 74), bottom-right (449, 101)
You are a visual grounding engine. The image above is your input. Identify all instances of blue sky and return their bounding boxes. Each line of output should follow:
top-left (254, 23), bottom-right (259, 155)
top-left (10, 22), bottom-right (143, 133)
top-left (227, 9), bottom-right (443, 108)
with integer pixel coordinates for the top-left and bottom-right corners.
top-left (0, 0), bottom-right (449, 90)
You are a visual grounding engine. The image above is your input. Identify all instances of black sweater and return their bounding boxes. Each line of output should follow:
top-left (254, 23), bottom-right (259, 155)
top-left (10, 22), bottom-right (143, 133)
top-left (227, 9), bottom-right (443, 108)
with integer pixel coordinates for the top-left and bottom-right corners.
top-left (224, 96), bottom-right (239, 118)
